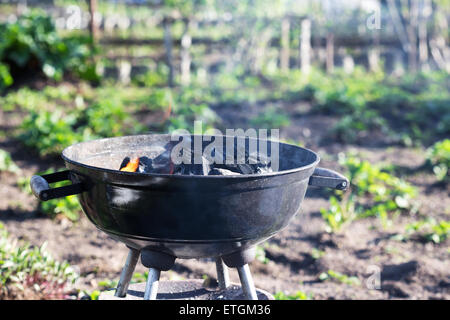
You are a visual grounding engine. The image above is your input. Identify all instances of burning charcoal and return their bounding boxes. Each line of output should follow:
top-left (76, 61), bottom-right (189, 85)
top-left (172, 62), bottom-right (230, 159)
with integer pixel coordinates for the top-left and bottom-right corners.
top-left (247, 152), bottom-right (273, 174)
top-left (173, 155), bottom-right (212, 176)
top-left (138, 156), bottom-right (153, 173)
top-left (208, 168), bottom-right (241, 176)
top-left (238, 164), bottom-right (256, 174)
top-left (212, 163), bottom-right (256, 175)
top-left (120, 157), bottom-right (140, 172)
top-left (119, 157), bottom-right (131, 170)
top-left (255, 166), bottom-right (273, 174)
top-left (150, 148), bottom-right (175, 174)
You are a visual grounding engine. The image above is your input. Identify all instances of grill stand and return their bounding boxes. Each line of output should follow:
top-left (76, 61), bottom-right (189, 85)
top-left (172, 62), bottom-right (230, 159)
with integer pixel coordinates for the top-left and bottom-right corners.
top-left (144, 268), bottom-right (161, 300)
top-left (113, 247), bottom-right (260, 300)
top-left (221, 247), bottom-right (258, 300)
top-left (115, 247), bottom-right (140, 297)
top-left (215, 258), bottom-right (230, 289)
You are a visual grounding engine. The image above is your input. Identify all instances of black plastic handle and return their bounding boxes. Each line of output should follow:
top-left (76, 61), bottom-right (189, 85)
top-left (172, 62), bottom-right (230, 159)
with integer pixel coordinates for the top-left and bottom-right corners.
top-left (30, 170), bottom-right (85, 201)
top-left (308, 167), bottom-right (349, 191)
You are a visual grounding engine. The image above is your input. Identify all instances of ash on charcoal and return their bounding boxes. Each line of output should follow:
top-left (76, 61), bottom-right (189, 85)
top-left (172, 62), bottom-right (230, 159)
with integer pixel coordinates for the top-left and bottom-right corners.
top-left (137, 156), bottom-right (153, 173)
top-left (173, 155), bottom-right (211, 176)
top-left (119, 148), bottom-right (273, 176)
top-left (208, 168), bottom-right (240, 176)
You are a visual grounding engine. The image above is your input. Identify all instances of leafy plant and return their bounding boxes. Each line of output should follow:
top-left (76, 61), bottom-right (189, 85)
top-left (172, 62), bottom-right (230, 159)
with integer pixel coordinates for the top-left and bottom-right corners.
top-left (0, 149), bottom-right (19, 173)
top-left (319, 270), bottom-right (360, 286)
top-left (320, 153), bottom-right (418, 232)
top-left (311, 248), bottom-right (325, 260)
top-left (133, 64), bottom-right (169, 87)
top-left (255, 245), bottom-right (269, 264)
top-left (341, 153), bottom-right (417, 213)
top-left (168, 103), bottom-right (218, 132)
top-left (0, 10), bottom-right (98, 84)
top-left (405, 218), bottom-right (450, 244)
top-left (0, 62), bottom-right (13, 91)
top-left (250, 107), bottom-right (290, 128)
top-left (426, 139), bottom-right (450, 182)
top-left (17, 94), bottom-right (142, 156)
top-left (0, 223), bottom-right (77, 299)
top-left (320, 194), bottom-right (358, 233)
top-left (83, 99), bottom-right (134, 138)
top-left (18, 110), bottom-right (84, 156)
top-left (274, 290), bottom-right (313, 300)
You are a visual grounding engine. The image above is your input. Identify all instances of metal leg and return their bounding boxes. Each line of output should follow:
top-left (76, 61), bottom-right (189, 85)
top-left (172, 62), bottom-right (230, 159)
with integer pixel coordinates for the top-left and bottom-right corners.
top-left (115, 248), bottom-right (140, 298)
top-left (143, 268), bottom-right (161, 300)
top-left (236, 264), bottom-right (258, 300)
top-left (215, 258), bottom-right (230, 289)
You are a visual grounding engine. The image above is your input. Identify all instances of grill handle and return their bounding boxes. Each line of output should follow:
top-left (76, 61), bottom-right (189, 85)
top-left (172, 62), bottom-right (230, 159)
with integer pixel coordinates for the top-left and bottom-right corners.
top-left (308, 167), bottom-right (349, 191)
top-left (30, 170), bottom-right (85, 201)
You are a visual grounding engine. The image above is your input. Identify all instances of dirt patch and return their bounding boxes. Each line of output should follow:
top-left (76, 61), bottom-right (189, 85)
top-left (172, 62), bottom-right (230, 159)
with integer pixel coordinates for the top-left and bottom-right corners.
top-left (0, 105), bottom-right (449, 300)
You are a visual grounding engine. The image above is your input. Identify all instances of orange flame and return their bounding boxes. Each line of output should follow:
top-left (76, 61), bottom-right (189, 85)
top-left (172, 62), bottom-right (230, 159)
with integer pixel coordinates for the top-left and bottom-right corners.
top-left (120, 157), bottom-right (140, 172)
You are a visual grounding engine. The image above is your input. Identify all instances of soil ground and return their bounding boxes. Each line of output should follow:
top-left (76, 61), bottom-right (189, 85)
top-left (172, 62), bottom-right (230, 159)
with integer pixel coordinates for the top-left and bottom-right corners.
top-left (0, 101), bottom-right (449, 300)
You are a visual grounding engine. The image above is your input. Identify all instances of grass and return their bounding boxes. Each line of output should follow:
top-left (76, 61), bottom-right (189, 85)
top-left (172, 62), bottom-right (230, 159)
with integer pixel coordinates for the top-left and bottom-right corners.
top-left (250, 107), bottom-right (291, 129)
top-left (404, 218), bottom-right (450, 244)
top-left (0, 149), bottom-right (19, 173)
top-left (426, 139), bottom-right (450, 182)
top-left (0, 223), bottom-right (77, 299)
top-left (319, 270), bottom-right (361, 286)
top-left (274, 290), bottom-right (313, 300)
top-left (320, 153), bottom-right (418, 232)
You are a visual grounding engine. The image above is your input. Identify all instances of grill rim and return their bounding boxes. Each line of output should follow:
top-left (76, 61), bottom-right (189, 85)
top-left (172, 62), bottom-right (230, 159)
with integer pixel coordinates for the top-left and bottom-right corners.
top-left (61, 133), bottom-right (321, 180)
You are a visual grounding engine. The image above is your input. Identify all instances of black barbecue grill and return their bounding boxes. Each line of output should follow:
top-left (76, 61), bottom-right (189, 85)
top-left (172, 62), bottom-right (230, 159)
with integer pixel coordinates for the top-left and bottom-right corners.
top-left (30, 134), bottom-right (348, 300)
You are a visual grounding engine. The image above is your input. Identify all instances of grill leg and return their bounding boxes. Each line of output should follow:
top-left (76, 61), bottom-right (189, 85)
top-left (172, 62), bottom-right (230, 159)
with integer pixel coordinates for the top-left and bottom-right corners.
top-left (237, 264), bottom-right (258, 300)
top-left (143, 268), bottom-right (161, 300)
top-left (115, 248), bottom-right (140, 298)
top-left (215, 258), bottom-right (230, 289)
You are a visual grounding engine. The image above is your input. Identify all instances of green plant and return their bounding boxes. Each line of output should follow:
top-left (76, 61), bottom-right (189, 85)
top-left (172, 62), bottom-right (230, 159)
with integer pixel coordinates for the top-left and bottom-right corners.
top-left (168, 103), bottom-right (218, 132)
top-left (83, 99), bottom-right (134, 138)
top-left (319, 270), bottom-right (360, 286)
top-left (340, 153), bottom-right (417, 214)
top-left (426, 139), bottom-right (450, 182)
top-left (405, 218), bottom-right (450, 244)
top-left (274, 290), bottom-right (312, 300)
top-left (255, 245), bottom-right (269, 264)
top-left (320, 194), bottom-right (358, 233)
top-left (0, 10), bottom-right (98, 83)
top-left (311, 248), bottom-right (325, 260)
top-left (39, 194), bottom-right (81, 222)
top-left (0, 223), bottom-right (77, 299)
top-left (0, 149), bottom-right (19, 173)
top-left (320, 153), bottom-right (418, 232)
top-left (18, 109), bottom-right (84, 156)
top-left (133, 64), bottom-right (169, 87)
top-left (250, 107), bottom-right (290, 128)
top-left (331, 110), bottom-right (387, 143)
top-left (0, 62), bottom-right (13, 91)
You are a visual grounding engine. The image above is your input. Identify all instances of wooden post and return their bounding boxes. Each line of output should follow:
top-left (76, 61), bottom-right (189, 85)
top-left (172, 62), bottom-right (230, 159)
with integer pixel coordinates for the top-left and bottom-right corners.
top-left (419, 0), bottom-right (431, 70)
top-left (88, 0), bottom-right (99, 43)
top-left (300, 18), bottom-right (311, 75)
top-left (369, 30), bottom-right (381, 72)
top-left (280, 17), bottom-right (290, 71)
top-left (180, 18), bottom-right (192, 86)
top-left (163, 17), bottom-right (174, 87)
top-left (407, 0), bottom-right (419, 72)
top-left (326, 32), bottom-right (334, 73)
